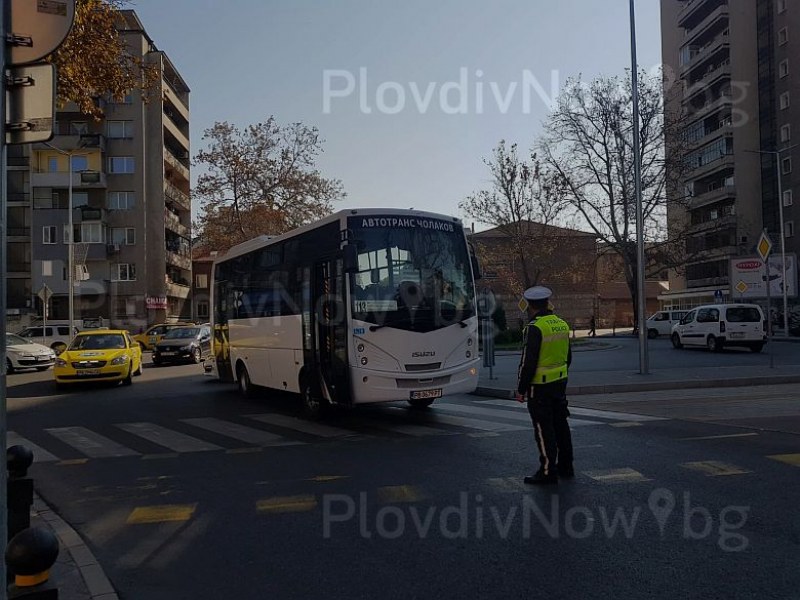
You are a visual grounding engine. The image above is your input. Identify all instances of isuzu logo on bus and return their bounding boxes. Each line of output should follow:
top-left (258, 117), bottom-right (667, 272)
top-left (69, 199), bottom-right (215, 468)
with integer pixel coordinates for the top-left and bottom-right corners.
top-left (412, 351), bottom-right (436, 358)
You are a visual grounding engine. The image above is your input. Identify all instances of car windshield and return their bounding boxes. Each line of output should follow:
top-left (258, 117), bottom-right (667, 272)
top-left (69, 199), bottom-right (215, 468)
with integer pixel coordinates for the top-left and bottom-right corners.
top-left (164, 328), bottom-right (200, 339)
top-left (6, 334), bottom-right (28, 346)
top-left (348, 217), bottom-right (475, 332)
top-left (726, 307), bottom-right (762, 322)
top-left (68, 334), bottom-right (126, 350)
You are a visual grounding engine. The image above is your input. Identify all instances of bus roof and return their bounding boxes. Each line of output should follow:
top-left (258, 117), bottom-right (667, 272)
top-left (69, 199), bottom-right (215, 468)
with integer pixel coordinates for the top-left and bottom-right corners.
top-left (214, 208), bottom-right (464, 264)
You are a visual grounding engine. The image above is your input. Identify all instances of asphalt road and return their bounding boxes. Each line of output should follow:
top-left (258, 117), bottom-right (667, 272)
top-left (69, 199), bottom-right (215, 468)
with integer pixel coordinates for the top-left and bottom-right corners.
top-left (7, 359), bottom-right (800, 599)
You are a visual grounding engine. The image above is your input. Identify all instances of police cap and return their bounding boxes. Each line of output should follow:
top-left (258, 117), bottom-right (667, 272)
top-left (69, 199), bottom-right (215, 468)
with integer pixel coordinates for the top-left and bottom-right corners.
top-left (522, 286), bottom-right (552, 301)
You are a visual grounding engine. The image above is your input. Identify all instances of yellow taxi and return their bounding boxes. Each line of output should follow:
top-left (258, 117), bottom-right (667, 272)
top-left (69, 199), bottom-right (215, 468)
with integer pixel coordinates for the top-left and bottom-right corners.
top-left (54, 330), bottom-right (143, 388)
top-left (133, 322), bottom-right (195, 351)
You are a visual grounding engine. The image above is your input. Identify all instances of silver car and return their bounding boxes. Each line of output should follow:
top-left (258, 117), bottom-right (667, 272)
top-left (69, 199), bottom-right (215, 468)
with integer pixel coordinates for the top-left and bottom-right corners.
top-left (5, 333), bottom-right (56, 373)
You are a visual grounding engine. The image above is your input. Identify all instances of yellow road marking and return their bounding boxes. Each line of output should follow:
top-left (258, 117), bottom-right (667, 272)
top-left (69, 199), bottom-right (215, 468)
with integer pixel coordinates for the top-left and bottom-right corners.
top-left (307, 475), bottom-right (349, 482)
top-left (127, 504), bottom-right (196, 524)
top-left (486, 477), bottom-right (529, 492)
top-left (680, 433), bottom-right (759, 441)
top-left (610, 422), bottom-right (642, 428)
top-left (584, 468), bottom-right (650, 483)
top-left (57, 459), bottom-right (88, 466)
top-left (377, 485), bottom-right (425, 503)
top-left (768, 453), bottom-right (800, 467)
top-left (256, 495), bottom-right (317, 513)
top-left (681, 461), bottom-right (752, 476)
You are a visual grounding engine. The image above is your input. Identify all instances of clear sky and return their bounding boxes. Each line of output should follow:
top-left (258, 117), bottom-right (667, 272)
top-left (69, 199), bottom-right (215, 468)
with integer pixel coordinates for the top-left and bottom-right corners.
top-left (129, 0), bottom-right (664, 229)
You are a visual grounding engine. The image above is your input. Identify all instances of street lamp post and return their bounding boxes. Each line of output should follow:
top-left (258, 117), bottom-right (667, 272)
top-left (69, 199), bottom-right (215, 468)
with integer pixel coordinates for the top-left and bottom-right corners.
top-left (747, 144), bottom-right (798, 337)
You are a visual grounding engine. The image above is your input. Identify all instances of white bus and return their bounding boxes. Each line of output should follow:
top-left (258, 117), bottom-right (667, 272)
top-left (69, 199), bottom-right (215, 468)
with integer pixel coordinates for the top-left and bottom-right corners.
top-left (209, 209), bottom-right (481, 417)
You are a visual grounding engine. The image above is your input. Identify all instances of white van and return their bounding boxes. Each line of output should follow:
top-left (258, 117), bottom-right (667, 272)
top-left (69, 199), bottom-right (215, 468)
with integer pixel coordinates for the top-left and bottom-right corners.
top-left (17, 325), bottom-right (79, 354)
top-left (646, 310), bottom-right (688, 338)
top-left (671, 304), bottom-right (766, 353)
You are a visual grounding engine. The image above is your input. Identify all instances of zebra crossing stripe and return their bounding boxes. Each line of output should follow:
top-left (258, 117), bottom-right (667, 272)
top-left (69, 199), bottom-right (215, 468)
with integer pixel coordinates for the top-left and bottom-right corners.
top-left (381, 406), bottom-right (526, 432)
top-left (45, 427), bottom-right (139, 458)
top-left (246, 414), bottom-right (354, 438)
top-left (116, 423), bottom-right (222, 453)
top-left (681, 461), bottom-right (752, 476)
top-left (7, 432), bottom-right (59, 462)
top-left (486, 477), bottom-right (529, 493)
top-left (357, 419), bottom-right (455, 437)
top-left (181, 418), bottom-right (304, 447)
top-left (436, 403), bottom-right (533, 422)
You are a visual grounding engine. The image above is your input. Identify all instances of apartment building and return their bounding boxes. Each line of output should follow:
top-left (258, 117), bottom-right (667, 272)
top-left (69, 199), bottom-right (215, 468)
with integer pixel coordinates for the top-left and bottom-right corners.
top-left (661, 0), bottom-right (799, 311)
top-left (13, 10), bottom-right (191, 330)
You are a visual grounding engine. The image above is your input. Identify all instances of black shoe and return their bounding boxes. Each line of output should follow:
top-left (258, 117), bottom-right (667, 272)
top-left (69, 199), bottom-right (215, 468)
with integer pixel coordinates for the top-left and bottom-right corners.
top-left (557, 464), bottom-right (575, 478)
top-left (524, 470), bottom-right (558, 485)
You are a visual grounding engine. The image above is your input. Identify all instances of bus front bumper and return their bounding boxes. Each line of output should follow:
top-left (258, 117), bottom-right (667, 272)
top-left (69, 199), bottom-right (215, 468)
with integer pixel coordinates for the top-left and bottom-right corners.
top-left (348, 359), bottom-right (481, 404)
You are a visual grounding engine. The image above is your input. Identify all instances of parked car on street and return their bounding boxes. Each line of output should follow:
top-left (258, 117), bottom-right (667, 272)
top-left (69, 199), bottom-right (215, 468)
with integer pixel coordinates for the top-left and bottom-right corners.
top-left (152, 325), bottom-right (212, 365)
top-left (17, 325), bottom-right (79, 355)
top-left (5, 333), bottom-right (56, 373)
top-left (671, 304), bottom-right (766, 352)
top-left (133, 322), bottom-right (195, 351)
top-left (54, 330), bottom-right (143, 388)
top-left (646, 310), bottom-right (688, 338)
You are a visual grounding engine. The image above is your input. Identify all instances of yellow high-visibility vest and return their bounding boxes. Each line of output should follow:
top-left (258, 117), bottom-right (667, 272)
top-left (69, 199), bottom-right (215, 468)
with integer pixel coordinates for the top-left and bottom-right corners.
top-left (524, 314), bottom-right (570, 384)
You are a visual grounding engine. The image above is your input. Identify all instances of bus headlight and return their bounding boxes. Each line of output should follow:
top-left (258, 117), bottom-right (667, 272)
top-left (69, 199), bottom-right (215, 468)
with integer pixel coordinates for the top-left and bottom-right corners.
top-left (360, 357), bottom-right (368, 366)
top-left (357, 344), bottom-right (365, 353)
top-left (467, 338), bottom-right (473, 346)
top-left (466, 351), bottom-right (472, 359)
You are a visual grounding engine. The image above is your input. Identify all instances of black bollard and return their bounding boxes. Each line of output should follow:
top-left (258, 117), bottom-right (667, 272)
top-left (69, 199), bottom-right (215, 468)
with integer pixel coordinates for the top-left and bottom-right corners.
top-left (7, 446), bottom-right (35, 542)
top-left (5, 527), bottom-right (59, 598)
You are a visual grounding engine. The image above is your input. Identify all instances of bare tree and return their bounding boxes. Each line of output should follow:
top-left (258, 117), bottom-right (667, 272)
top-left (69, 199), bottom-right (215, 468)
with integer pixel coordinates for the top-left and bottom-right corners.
top-left (460, 141), bottom-right (572, 296)
top-left (539, 72), bottom-right (691, 326)
top-left (194, 118), bottom-right (345, 251)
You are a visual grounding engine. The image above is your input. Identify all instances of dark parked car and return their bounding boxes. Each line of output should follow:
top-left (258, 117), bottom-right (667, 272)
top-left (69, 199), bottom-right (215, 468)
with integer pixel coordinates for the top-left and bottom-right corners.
top-left (152, 325), bottom-right (211, 365)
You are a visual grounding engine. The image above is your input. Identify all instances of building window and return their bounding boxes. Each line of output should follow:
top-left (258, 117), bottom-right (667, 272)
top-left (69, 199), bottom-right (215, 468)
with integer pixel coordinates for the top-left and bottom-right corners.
top-left (107, 120), bottom-right (134, 139)
top-left (786, 221), bottom-right (795, 238)
top-left (108, 156), bottom-right (135, 173)
top-left (785, 190), bottom-right (794, 206)
top-left (781, 124), bottom-right (792, 142)
top-left (778, 0), bottom-right (787, 14)
top-left (42, 226), bottom-right (57, 244)
top-left (70, 156), bottom-right (88, 172)
top-left (197, 301), bottom-right (209, 319)
top-left (47, 157), bottom-right (58, 172)
top-left (783, 157), bottom-right (793, 174)
top-left (107, 191), bottom-right (135, 210)
top-left (110, 94), bottom-right (133, 105)
top-left (70, 122), bottom-right (88, 136)
top-left (78, 222), bottom-right (104, 244)
top-left (780, 59), bottom-right (789, 78)
top-left (115, 264), bottom-right (136, 281)
top-left (72, 192), bottom-right (89, 208)
top-left (779, 27), bottom-right (789, 45)
top-left (114, 296), bottom-right (137, 316)
top-left (42, 260), bottom-right (53, 277)
top-left (111, 227), bottom-right (136, 245)
top-left (195, 274), bottom-right (208, 289)
top-left (781, 92), bottom-right (790, 110)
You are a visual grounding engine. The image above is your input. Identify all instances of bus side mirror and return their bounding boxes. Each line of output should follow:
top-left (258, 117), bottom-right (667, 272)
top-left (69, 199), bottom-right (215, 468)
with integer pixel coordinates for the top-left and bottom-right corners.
top-left (471, 255), bottom-right (482, 280)
top-left (344, 244), bottom-right (359, 273)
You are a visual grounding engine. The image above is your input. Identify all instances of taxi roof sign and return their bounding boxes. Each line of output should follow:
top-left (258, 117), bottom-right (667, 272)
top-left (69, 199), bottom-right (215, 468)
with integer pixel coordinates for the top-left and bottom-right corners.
top-left (757, 232), bottom-right (772, 262)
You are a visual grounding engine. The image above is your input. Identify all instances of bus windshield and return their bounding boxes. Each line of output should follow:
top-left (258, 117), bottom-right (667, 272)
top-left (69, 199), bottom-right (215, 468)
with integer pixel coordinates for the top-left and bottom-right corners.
top-left (349, 219), bottom-right (475, 332)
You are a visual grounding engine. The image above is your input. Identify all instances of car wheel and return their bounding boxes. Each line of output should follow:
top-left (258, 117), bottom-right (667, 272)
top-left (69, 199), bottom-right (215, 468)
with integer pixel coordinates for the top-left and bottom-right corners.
top-left (707, 335), bottom-right (721, 352)
top-left (300, 376), bottom-right (329, 419)
top-left (671, 333), bottom-right (683, 349)
top-left (408, 398), bottom-right (435, 409)
top-left (122, 366), bottom-right (133, 386)
top-left (749, 343), bottom-right (764, 353)
top-left (192, 347), bottom-right (202, 364)
top-left (152, 356), bottom-right (161, 367)
top-left (647, 329), bottom-right (659, 339)
top-left (134, 361), bottom-right (143, 376)
top-left (237, 363), bottom-right (256, 398)
top-left (5, 359), bottom-right (14, 375)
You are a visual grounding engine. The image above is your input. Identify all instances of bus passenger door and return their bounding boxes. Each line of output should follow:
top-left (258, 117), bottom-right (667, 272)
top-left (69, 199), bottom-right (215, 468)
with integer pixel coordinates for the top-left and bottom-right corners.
top-left (313, 258), bottom-right (351, 405)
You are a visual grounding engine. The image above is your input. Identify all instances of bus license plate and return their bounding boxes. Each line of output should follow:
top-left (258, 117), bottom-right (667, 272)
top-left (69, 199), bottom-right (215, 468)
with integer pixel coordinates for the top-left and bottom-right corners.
top-left (410, 389), bottom-right (442, 400)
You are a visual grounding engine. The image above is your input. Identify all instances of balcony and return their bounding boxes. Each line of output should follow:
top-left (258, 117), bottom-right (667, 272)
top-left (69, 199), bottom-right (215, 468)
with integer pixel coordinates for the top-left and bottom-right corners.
top-left (31, 171), bottom-right (107, 189)
top-left (687, 153), bottom-right (734, 179)
top-left (163, 82), bottom-right (189, 121)
top-left (165, 181), bottom-right (191, 211)
top-left (163, 116), bottom-right (189, 154)
top-left (689, 214), bottom-right (736, 233)
top-left (164, 209), bottom-right (190, 237)
top-left (682, 4), bottom-right (729, 48)
top-left (684, 61), bottom-right (731, 96)
top-left (166, 281), bottom-right (191, 300)
top-left (681, 34), bottom-right (729, 76)
top-left (8, 262), bottom-right (31, 274)
top-left (679, 0), bottom-right (726, 29)
top-left (7, 227), bottom-right (30, 239)
top-left (684, 93), bottom-right (731, 123)
top-left (164, 149), bottom-right (190, 183)
top-left (33, 133), bottom-right (106, 153)
top-left (166, 249), bottom-right (192, 271)
top-left (686, 123), bottom-right (732, 150)
top-left (689, 185), bottom-right (736, 209)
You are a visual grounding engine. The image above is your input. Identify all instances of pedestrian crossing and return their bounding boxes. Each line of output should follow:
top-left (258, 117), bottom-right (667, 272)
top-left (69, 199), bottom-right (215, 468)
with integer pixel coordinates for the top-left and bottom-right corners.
top-left (10, 400), bottom-right (661, 464)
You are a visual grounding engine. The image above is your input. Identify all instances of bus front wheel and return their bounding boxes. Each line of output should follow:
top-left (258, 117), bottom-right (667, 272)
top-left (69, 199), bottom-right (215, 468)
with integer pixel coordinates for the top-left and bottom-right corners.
top-left (408, 398), bottom-right (435, 409)
top-left (237, 363), bottom-right (256, 398)
top-left (301, 377), bottom-right (328, 419)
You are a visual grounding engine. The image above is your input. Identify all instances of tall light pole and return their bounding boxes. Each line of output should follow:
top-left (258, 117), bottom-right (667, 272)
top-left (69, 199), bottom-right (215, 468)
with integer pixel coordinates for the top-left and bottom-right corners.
top-left (747, 144), bottom-right (798, 337)
top-left (630, 0), bottom-right (649, 374)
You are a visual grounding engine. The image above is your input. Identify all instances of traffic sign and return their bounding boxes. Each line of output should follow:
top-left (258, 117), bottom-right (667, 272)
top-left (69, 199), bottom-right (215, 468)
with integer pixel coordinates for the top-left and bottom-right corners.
top-left (735, 281), bottom-right (748, 295)
top-left (8, 0), bottom-right (76, 66)
top-left (518, 297), bottom-right (528, 313)
top-left (6, 63), bottom-right (56, 144)
top-left (757, 232), bottom-right (773, 262)
top-left (714, 289), bottom-right (723, 302)
top-left (37, 284), bottom-right (53, 304)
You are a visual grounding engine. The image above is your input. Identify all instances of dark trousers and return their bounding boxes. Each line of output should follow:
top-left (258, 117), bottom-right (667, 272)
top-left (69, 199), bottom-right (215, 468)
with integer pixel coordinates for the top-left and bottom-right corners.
top-left (526, 379), bottom-right (573, 476)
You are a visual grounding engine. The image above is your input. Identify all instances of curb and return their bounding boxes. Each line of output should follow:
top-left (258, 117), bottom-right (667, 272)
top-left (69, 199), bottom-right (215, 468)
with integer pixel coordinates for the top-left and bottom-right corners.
top-left (33, 494), bottom-right (118, 600)
top-left (474, 373), bottom-right (800, 398)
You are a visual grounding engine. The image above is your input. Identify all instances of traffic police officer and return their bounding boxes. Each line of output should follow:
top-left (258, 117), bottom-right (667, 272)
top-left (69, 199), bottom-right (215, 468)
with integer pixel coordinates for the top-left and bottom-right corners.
top-left (515, 286), bottom-right (574, 485)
